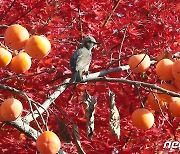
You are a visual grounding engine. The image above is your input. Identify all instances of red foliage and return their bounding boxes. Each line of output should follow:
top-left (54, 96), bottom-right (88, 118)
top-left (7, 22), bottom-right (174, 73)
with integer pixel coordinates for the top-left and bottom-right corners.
top-left (0, 0), bottom-right (179, 153)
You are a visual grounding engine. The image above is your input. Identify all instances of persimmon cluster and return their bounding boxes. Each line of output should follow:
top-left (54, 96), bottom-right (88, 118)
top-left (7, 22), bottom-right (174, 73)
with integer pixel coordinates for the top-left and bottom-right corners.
top-left (0, 98), bottom-right (61, 154)
top-left (0, 24), bottom-right (60, 154)
top-left (0, 24), bottom-right (51, 74)
top-left (128, 54), bottom-right (180, 130)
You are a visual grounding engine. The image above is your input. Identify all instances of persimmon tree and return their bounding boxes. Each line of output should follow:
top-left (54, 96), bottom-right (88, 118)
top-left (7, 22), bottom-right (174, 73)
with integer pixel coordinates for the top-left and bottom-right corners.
top-left (0, 0), bottom-right (179, 153)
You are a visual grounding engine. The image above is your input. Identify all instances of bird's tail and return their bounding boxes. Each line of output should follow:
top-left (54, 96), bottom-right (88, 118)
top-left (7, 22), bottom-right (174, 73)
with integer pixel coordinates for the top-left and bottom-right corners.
top-left (70, 71), bottom-right (82, 83)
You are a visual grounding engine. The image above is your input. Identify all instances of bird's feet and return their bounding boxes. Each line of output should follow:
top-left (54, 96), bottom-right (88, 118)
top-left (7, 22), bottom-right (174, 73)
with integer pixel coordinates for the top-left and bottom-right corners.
top-left (84, 71), bottom-right (90, 77)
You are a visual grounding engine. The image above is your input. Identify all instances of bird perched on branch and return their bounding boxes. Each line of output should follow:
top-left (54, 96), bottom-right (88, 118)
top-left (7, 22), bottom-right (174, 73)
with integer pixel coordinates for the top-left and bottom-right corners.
top-left (70, 36), bottom-right (99, 83)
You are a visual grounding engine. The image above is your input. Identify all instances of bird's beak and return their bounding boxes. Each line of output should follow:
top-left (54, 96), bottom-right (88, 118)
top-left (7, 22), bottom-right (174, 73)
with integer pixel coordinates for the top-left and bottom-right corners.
top-left (94, 42), bottom-right (101, 45)
top-left (93, 42), bottom-right (101, 49)
top-left (94, 42), bottom-right (101, 49)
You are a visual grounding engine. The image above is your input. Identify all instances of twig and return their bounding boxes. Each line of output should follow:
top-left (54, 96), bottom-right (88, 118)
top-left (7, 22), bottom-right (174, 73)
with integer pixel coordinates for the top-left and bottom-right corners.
top-left (8, 0), bottom-right (45, 25)
top-left (24, 78), bottom-right (71, 122)
top-left (54, 39), bottom-right (77, 45)
top-left (122, 130), bottom-right (133, 149)
top-left (0, 122), bottom-right (6, 130)
top-left (102, 0), bottom-right (122, 27)
top-left (106, 55), bottom-right (131, 69)
top-left (52, 103), bottom-right (74, 125)
top-left (0, 67), bottom-right (56, 82)
top-left (164, 103), bottom-right (177, 141)
top-left (40, 0), bottom-right (60, 34)
top-left (28, 97), bottom-right (43, 133)
top-left (151, 90), bottom-right (177, 141)
top-left (0, 0), bottom-right (17, 22)
top-left (130, 75), bottom-right (144, 108)
top-left (151, 90), bottom-right (173, 127)
top-left (0, 42), bottom-right (14, 54)
top-left (118, 24), bottom-right (129, 66)
top-left (31, 102), bottom-right (49, 131)
top-left (72, 124), bottom-right (86, 154)
top-left (0, 24), bottom-right (9, 30)
top-left (83, 77), bottom-right (180, 98)
top-left (78, 4), bottom-right (83, 40)
top-left (0, 84), bottom-right (43, 133)
top-left (57, 18), bottom-right (76, 36)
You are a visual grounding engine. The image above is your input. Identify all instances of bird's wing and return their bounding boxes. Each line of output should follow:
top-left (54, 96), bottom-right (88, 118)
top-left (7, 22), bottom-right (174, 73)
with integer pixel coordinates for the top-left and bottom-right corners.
top-left (70, 50), bottom-right (78, 72)
top-left (70, 47), bottom-right (92, 72)
top-left (76, 48), bottom-right (92, 71)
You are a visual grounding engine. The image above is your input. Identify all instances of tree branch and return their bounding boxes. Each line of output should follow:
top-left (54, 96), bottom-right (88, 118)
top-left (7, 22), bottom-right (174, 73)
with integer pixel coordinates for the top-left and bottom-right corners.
top-left (23, 65), bottom-right (131, 122)
top-left (9, 118), bottom-right (40, 140)
top-left (24, 62), bottom-right (179, 123)
top-left (8, 0), bottom-right (45, 25)
top-left (102, 0), bottom-right (122, 27)
top-left (0, 0), bottom-right (17, 22)
top-left (24, 78), bottom-right (71, 122)
top-left (83, 77), bottom-right (180, 98)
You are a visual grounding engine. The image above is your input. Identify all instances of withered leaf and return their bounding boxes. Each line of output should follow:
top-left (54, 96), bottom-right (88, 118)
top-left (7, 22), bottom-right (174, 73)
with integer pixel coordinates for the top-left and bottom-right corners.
top-left (73, 124), bottom-right (86, 154)
top-left (108, 90), bottom-right (120, 139)
top-left (55, 116), bottom-right (72, 143)
top-left (83, 90), bottom-right (97, 139)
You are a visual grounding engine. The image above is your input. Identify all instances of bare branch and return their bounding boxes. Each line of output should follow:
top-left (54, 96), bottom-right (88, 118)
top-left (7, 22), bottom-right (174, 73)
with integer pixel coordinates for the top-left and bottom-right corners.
top-left (8, 0), bottom-right (45, 25)
top-left (0, 0), bottom-right (17, 22)
top-left (102, 0), bottom-right (122, 27)
top-left (23, 61), bottom-right (179, 122)
top-left (78, 5), bottom-right (83, 40)
top-left (151, 90), bottom-right (173, 128)
top-left (0, 84), bottom-right (45, 133)
top-left (118, 25), bottom-right (129, 66)
top-left (82, 77), bottom-right (180, 98)
top-left (0, 24), bottom-right (9, 29)
top-left (9, 117), bottom-right (40, 140)
top-left (0, 67), bottom-right (56, 82)
top-left (24, 78), bottom-right (71, 122)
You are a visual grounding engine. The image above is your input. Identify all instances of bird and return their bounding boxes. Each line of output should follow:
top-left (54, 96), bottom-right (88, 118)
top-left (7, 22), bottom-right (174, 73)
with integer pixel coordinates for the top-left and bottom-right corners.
top-left (70, 36), bottom-right (99, 83)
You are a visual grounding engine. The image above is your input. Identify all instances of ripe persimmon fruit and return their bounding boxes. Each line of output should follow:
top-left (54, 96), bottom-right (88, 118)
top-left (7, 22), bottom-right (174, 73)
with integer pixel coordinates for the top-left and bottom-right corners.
top-left (0, 48), bottom-right (12, 67)
top-left (168, 97), bottom-right (180, 117)
top-left (10, 52), bottom-right (31, 74)
top-left (147, 93), bottom-right (166, 112)
top-left (128, 54), bottom-right (150, 73)
top-left (155, 59), bottom-right (173, 81)
top-left (0, 106), bottom-right (4, 121)
top-left (173, 79), bottom-right (180, 90)
top-left (25, 35), bottom-right (51, 59)
top-left (158, 83), bottom-right (177, 104)
top-left (131, 108), bottom-right (154, 130)
top-left (0, 98), bottom-right (23, 121)
top-left (172, 59), bottom-right (180, 81)
top-left (4, 24), bottom-right (29, 50)
top-left (36, 131), bottom-right (61, 154)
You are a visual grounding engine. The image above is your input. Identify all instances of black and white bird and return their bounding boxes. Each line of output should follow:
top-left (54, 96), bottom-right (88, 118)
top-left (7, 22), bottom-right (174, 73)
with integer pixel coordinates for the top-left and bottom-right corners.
top-left (70, 36), bottom-right (99, 82)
